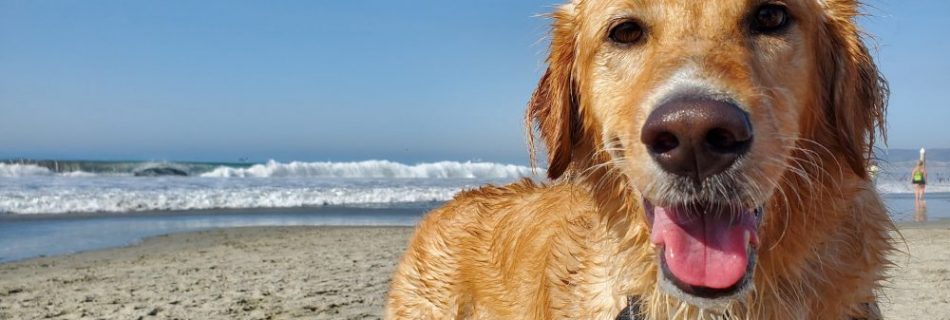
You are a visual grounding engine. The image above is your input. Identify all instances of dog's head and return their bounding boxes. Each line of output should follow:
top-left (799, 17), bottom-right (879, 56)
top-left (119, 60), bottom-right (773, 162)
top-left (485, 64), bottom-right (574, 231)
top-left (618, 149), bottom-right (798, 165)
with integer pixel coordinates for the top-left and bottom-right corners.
top-left (528, 0), bottom-right (885, 308)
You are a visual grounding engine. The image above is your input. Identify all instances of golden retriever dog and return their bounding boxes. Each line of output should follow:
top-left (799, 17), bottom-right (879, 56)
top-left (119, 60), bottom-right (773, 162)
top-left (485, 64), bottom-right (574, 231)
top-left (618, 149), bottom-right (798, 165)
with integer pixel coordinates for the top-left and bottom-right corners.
top-left (387, 0), bottom-right (892, 318)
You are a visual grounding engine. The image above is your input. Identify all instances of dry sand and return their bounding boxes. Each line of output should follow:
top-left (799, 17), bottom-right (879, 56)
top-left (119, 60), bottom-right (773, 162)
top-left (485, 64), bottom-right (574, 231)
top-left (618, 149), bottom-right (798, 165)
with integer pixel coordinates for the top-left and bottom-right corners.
top-left (0, 224), bottom-right (947, 319)
top-left (0, 227), bottom-right (411, 320)
top-left (883, 222), bottom-right (950, 319)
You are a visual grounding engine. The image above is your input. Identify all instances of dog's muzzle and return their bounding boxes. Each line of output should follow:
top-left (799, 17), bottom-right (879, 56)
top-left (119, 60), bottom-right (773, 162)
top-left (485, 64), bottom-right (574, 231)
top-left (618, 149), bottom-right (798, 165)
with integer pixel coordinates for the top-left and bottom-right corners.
top-left (640, 97), bottom-right (753, 184)
top-left (639, 96), bottom-right (762, 305)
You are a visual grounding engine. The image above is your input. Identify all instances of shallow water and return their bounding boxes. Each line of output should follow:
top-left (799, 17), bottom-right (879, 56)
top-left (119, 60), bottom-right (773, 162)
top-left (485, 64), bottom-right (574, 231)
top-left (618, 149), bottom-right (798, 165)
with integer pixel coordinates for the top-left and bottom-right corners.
top-left (0, 193), bottom-right (946, 264)
top-left (0, 206), bottom-right (431, 263)
top-left (882, 192), bottom-right (950, 223)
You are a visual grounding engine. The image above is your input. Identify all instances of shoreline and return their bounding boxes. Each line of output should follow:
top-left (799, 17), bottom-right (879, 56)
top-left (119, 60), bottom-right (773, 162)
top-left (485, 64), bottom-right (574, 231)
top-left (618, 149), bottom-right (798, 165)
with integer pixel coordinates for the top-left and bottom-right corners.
top-left (0, 207), bottom-right (429, 264)
top-left (1, 191), bottom-right (946, 217)
top-left (0, 207), bottom-right (947, 265)
top-left (0, 219), bottom-right (947, 266)
top-left (2, 217), bottom-right (946, 267)
top-left (1, 225), bottom-right (949, 319)
top-left (896, 219), bottom-right (950, 229)
top-left (0, 225), bottom-right (416, 266)
top-left (0, 203), bottom-right (443, 221)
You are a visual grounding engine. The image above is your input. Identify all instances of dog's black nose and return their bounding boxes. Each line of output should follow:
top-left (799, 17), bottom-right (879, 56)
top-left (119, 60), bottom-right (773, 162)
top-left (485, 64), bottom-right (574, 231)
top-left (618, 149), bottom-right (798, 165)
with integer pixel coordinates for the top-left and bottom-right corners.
top-left (640, 98), bottom-right (752, 182)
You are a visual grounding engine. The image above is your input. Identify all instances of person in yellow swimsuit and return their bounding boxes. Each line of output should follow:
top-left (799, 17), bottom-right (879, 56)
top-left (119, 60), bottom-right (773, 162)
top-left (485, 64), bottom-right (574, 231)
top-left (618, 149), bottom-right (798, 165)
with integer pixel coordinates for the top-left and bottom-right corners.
top-left (912, 160), bottom-right (928, 210)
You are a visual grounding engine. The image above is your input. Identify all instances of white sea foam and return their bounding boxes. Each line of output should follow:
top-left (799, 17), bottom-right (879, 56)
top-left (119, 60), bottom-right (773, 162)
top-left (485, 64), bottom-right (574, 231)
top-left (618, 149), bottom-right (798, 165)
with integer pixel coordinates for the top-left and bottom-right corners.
top-left (0, 164), bottom-right (101, 178)
top-left (200, 160), bottom-right (536, 179)
top-left (873, 161), bottom-right (950, 194)
top-left (3, 159), bottom-right (946, 215)
top-left (1, 160), bottom-right (538, 179)
top-left (0, 160), bottom-right (538, 214)
top-left (876, 181), bottom-right (950, 194)
top-left (59, 171), bottom-right (99, 177)
top-left (0, 181), bottom-right (466, 214)
top-left (0, 164), bottom-right (55, 177)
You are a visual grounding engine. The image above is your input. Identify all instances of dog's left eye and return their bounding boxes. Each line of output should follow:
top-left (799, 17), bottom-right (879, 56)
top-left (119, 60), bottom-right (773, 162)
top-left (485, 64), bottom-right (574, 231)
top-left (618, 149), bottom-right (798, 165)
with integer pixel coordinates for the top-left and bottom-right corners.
top-left (751, 4), bottom-right (791, 34)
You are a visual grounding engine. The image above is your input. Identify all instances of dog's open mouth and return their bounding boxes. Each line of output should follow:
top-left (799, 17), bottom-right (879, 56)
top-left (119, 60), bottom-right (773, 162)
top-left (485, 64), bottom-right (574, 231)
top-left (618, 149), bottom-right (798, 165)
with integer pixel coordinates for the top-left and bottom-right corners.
top-left (644, 200), bottom-right (762, 302)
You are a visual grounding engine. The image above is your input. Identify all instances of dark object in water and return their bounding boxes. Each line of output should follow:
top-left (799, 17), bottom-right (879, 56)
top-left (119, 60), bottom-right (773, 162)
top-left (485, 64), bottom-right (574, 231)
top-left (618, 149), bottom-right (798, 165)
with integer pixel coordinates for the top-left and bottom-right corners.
top-left (133, 167), bottom-right (189, 177)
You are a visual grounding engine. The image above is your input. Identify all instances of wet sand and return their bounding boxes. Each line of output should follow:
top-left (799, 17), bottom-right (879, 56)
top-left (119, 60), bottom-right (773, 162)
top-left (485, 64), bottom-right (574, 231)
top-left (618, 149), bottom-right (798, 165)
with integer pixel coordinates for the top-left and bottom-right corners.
top-left (0, 223), bottom-right (948, 319)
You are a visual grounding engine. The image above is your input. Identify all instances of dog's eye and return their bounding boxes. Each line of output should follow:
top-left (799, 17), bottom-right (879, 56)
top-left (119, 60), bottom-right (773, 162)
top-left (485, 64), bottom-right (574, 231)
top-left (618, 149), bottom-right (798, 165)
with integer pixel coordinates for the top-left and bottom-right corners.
top-left (608, 21), bottom-right (644, 45)
top-left (751, 4), bottom-right (790, 34)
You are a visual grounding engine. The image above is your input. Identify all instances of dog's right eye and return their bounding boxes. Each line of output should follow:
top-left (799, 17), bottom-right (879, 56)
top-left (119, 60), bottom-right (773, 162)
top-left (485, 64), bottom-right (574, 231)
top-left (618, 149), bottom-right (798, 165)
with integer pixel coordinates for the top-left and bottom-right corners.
top-left (608, 21), bottom-right (644, 45)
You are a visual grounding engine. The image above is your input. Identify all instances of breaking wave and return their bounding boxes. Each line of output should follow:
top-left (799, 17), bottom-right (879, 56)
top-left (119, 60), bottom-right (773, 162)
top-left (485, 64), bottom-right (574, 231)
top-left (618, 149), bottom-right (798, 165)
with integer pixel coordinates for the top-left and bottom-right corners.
top-left (0, 164), bottom-right (56, 177)
top-left (0, 160), bottom-right (537, 180)
top-left (200, 160), bottom-right (536, 179)
top-left (0, 181), bottom-right (469, 214)
top-left (0, 160), bottom-right (538, 214)
top-left (4, 158), bottom-right (947, 215)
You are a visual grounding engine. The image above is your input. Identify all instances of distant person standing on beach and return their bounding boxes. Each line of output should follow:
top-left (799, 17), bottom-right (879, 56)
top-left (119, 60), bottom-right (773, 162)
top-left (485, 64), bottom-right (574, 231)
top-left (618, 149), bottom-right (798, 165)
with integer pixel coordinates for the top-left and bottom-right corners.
top-left (912, 159), bottom-right (927, 209)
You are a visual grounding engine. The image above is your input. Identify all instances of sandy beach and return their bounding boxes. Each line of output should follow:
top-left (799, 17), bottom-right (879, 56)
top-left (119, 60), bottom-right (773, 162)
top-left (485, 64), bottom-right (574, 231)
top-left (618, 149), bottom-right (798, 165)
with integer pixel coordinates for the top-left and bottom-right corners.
top-left (1, 224), bottom-right (948, 319)
top-left (0, 227), bottom-right (412, 320)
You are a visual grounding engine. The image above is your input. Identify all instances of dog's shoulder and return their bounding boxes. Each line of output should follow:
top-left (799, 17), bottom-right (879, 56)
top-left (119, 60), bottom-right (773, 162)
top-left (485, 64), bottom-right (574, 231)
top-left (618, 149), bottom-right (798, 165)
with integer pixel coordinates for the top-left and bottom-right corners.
top-left (435, 178), bottom-right (596, 227)
top-left (395, 179), bottom-right (599, 318)
top-left (405, 178), bottom-right (597, 264)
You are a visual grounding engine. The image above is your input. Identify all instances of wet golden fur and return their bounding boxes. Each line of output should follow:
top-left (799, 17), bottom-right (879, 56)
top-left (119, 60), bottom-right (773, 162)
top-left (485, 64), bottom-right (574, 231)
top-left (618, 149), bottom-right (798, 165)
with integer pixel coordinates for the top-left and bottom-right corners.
top-left (387, 0), bottom-right (892, 318)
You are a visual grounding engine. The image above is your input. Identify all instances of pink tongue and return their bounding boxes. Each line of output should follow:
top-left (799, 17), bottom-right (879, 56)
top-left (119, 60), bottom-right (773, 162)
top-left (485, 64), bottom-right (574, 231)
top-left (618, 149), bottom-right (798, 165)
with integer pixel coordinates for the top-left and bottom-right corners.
top-left (650, 205), bottom-right (758, 289)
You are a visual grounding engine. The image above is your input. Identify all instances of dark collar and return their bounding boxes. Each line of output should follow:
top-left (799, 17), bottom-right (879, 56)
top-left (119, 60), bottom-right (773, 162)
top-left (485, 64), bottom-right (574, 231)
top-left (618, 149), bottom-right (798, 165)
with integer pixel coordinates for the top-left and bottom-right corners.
top-left (615, 296), bottom-right (643, 320)
top-left (616, 298), bottom-right (876, 319)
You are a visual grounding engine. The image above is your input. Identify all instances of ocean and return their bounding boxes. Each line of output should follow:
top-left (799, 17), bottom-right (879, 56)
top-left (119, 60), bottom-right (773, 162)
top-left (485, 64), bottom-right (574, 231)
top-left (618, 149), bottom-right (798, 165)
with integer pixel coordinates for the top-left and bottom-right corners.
top-left (0, 160), bottom-right (535, 214)
top-left (0, 159), bottom-right (947, 263)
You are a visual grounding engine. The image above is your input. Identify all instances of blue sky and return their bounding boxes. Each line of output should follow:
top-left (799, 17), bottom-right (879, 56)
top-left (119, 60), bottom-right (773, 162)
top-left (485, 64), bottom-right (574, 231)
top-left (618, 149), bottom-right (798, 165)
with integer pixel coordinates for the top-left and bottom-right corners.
top-left (1, 1), bottom-right (947, 164)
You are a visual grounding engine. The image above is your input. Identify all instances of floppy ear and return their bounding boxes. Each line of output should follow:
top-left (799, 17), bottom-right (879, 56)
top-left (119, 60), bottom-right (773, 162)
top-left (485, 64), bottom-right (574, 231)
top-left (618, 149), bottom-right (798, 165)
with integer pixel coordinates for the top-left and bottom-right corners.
top-left (526, 5), bottom-right (579, 180)
top-left (818, 0), bottom-right (888, 179)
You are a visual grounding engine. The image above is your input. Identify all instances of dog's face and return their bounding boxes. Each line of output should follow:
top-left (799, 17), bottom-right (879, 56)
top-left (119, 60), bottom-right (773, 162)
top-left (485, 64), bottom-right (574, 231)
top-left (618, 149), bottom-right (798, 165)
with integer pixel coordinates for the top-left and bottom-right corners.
top-left (529, 0), bottom-right (885, 309)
